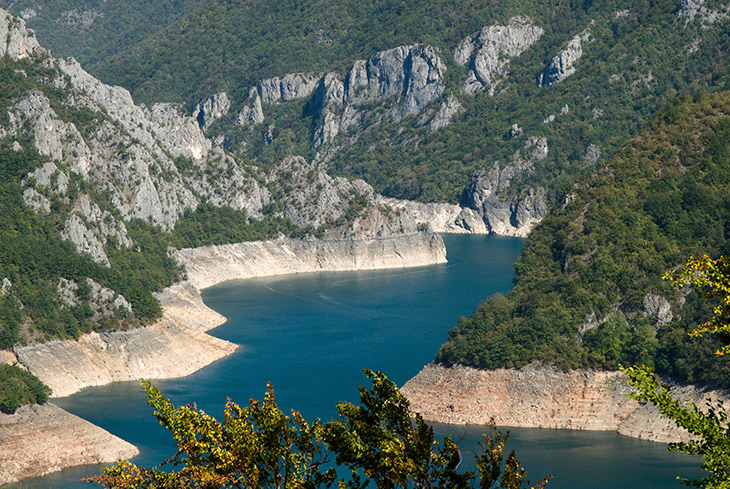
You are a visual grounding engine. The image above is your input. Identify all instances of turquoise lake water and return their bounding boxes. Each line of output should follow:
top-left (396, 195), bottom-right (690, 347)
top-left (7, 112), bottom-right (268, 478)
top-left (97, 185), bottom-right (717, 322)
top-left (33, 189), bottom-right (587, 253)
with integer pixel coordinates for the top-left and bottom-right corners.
top-left (21, 234), bottom-right (703, 488)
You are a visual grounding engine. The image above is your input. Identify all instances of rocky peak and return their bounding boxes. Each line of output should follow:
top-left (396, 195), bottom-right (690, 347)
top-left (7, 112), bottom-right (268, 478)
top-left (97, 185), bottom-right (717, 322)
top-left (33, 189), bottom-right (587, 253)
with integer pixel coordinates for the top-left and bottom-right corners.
top-left (237, 87), bottom-right (265, 127)
top-left (538, 28), bottom-right (591, 87)
top-left (193, 92), bottom-right (230, 131)
top-left (455, 17), bottom-right (544, 95)
top-left (309, 44), bottom-right (446, 146)
top-left (0, 8), bottom-right (41, 59)
top-left (57, 57), bottom-right (211, 161)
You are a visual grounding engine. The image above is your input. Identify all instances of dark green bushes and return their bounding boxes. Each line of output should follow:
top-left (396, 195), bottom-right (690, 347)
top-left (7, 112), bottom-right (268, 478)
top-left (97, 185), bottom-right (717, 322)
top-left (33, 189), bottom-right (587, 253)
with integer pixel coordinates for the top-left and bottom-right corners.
top-left (0, 364), bottom-right (51, 414)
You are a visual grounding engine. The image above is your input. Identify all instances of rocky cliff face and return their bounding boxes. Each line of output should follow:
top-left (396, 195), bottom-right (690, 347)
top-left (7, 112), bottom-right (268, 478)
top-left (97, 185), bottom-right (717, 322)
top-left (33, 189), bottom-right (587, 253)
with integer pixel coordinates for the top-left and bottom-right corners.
top-left (0, 402), bottom-right (139, 486)
top-left (308, 44), bottom-right (446, 147)
top-left (0, 7), bottom-right (40, 58)
top-left (402, 363), bottom-right (730, 443)
top-left (538, 28), bottom-right (591, 87)
top-left (176, 232), bottom-right (447, 290)
top-left (3, 7), bottom-right (446, 274)
top-left (677, 0), bottom-right (729, 26)
top-left (455, 17), bottom-right (544, 95)
top-left (258, 73), bottom-right (320, 104)
top-left (461, 136), bottom-right (548, 237)
top-left (193, 92), bottom-right (231, 130)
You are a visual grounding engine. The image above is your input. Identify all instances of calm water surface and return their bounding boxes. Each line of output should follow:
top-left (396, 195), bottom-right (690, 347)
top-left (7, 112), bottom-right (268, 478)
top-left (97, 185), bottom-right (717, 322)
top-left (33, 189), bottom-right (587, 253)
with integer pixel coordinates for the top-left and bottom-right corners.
top-left (22, 235), bottom-right (702, 488)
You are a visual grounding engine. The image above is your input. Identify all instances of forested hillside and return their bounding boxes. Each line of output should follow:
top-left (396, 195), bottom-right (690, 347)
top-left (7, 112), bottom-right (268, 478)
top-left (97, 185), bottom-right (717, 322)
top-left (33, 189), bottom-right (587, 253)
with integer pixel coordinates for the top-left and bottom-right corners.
top-left (437, 91), bottom-right (730, 388)
top-left (7, 0), bottom-right (730, 208)
top-left (0, 0), bottom-right (210, 66)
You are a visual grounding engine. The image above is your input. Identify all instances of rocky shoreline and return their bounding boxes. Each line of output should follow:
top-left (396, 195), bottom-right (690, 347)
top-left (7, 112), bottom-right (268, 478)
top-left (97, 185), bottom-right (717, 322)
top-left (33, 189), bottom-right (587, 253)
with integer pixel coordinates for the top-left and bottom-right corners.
top-left (402, 363), bottom-right (730, 443)
top-left (177, 232), bottom-right (448, 290)
top-left (0, 233), bottom-right (447, 486)
top-left (0, 403), bottom-right (139, 486)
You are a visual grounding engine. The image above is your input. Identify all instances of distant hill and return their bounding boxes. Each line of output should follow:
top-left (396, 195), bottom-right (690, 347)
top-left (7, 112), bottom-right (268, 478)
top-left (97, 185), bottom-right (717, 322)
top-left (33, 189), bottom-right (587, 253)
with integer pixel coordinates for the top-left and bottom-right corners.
top-left (436, 91), bottom-right (730, 388)
top-left (0, 0), bottom-right (211, 67)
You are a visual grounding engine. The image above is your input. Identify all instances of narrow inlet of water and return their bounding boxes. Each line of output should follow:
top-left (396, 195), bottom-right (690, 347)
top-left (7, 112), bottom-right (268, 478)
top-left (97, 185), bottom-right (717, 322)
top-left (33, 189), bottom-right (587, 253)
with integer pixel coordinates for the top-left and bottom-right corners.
top-left (23, 235), bottom-right (702, 489)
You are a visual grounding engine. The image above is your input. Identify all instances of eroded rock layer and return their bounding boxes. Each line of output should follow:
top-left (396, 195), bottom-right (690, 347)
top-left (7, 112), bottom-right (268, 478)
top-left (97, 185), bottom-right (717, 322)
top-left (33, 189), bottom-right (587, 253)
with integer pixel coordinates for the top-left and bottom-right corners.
top-left (402, 363), bottom-right (730, 443)
top-left (177, 232), bottom-right (448, 290)
top-left (0, 403), bottom-right (138, 486)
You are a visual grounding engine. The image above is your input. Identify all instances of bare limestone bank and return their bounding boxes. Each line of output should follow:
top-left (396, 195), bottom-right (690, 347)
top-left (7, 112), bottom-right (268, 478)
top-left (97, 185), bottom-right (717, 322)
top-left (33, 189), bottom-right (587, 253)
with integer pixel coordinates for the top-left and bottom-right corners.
top-left (0, 403), bottom-right (138, 486)
top-left (177, 232), bottom-right (448, 290)
top-left (12, 281), bottom-right (236, 398)
top-left (402, 363), bottom-right (730, 443)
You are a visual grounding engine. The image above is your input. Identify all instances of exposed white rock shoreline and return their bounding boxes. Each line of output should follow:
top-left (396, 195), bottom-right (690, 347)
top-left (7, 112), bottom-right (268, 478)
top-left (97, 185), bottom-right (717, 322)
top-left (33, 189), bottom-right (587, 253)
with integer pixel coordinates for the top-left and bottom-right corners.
top-left (177, 233), bottom-right (447, 290)
top-left (0, 232), bottom-right (447, 486)
top-left (402, 363), bottom-right (730, 443)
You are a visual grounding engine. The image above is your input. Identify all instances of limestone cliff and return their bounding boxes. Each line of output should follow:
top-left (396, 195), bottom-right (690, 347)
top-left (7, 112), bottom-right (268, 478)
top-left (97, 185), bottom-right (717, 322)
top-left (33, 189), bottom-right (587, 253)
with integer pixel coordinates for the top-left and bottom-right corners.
top-left (460, 136), bottom-right (549, 237)
top-left (402, 363), bottom-right (730, 443)
top-left (176, 232), bottom-right (448, 290)
top-left (538, 28), bottom-right (591, 87)
top-left (455, 17), bottom-right (544, 95)
top-left (307, 44), bottom-right (446, 147)
top-left (0, 403), bottom-right (139, 486)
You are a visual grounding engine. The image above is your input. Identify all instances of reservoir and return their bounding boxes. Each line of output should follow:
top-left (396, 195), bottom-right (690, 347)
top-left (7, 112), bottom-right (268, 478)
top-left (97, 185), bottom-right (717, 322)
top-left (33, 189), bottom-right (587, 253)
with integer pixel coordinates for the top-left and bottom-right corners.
top-left (25, 234), bottom-right (701, 488)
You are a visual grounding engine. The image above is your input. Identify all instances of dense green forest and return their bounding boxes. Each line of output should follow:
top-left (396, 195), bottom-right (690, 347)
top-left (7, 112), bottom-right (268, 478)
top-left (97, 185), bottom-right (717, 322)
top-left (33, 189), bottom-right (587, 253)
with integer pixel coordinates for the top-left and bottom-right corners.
top-left (10, 0), bottom-right (730, 205)
top-left (0, 364), bottom-right (50, 413)
top-left (436, 91), bottom-right (730, 388)
top-left (0, 0), bottom-right (211, 68)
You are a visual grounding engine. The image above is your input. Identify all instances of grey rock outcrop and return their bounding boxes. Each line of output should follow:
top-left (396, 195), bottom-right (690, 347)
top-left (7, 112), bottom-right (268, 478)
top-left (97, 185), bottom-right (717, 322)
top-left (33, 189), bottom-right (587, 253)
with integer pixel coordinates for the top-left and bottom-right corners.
top-left (643, 293), bottom-right (673, 325)
top-left (267, 155), bottom-right (374, 230)
top-left (237, 87), bottom-right (265, 126)
top-left (462, 136), bottom-right (549, 237)
top-left (60, 195), bottom-right (133, 266)
top-left (193, 92), bottom-right (230, 130)
top-left (309, 44), bottom-right (446, 146)
top-left (423, 93), bottom-right (464, 131)
top-left (455, 17), bottom-right (544, 95)
top-left (0, 8), bottom-right (41, 59)
top-left (1, 278), bottom-right (11, 296)
top-left (258, 73), bottom-right (320, 103)
top-left (677, 0), bottom-right (729, 26)
top-left (583, 143), bottom-right (602, 165)
top-left (57, 278), bottom-right (132, 317)
top-left (0, 10), bottom-right (275, 237)
top-left (378, 198), bottom-right (487, 234)
top-left (538, 29), bottom-right (591, 87)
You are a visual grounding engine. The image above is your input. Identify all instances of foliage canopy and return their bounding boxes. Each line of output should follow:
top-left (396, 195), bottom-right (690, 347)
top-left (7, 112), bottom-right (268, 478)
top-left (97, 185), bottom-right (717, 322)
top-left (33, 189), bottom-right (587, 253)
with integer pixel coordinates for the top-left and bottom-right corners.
top-left (626, 254), bottom-right (730, 488)
top-left (87, 371), bottom-right (550, 489)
